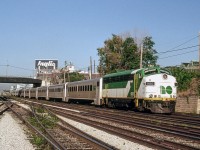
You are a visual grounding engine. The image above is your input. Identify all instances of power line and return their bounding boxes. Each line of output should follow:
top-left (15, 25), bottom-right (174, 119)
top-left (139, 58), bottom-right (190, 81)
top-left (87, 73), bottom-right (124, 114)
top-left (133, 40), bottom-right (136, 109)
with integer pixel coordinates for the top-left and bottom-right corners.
top-left (159, 49), bottom-right (198, 59)
top-left (157, 45), bottom-right (199, 55)
top-left (0, 64), bottom-right (35, 71)
top-left (168, 35), bottom-right (199, 50)
top-left (158, 35), bottom-right (199, 54)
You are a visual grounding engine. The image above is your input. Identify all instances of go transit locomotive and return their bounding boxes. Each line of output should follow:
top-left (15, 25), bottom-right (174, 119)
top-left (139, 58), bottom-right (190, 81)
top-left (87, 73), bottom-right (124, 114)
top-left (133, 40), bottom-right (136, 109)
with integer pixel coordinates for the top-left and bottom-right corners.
top-left (18, 66), bottom-right (177, 113)
top-left (102, 66), bottom-right (177, 113)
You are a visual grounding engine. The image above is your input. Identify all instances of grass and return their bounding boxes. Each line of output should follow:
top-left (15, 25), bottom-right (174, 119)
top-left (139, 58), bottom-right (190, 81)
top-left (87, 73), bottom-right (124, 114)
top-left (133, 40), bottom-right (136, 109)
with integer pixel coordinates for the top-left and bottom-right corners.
top-left (28, 106), bottom-right (59, 149)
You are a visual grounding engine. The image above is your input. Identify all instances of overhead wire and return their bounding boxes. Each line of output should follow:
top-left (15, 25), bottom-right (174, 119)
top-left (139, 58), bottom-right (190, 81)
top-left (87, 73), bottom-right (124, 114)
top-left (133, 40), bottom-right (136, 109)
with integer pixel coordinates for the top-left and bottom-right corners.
top-left (157, 45), bottom-right (199, 55)
top-left (159, 49), bottom-right (198, 59)
top-left (160, 35), bottom-right (199, 53)
top-left (157, 34), bottom-right (199, 59)
top-left (0, 65), bottom-right (34, 71)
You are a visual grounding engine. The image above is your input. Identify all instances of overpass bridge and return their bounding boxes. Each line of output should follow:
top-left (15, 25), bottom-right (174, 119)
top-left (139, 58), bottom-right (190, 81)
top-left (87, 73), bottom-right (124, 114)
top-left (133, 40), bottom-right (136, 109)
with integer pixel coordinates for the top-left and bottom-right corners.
top-left (0, 76), bottom-right (42, 87)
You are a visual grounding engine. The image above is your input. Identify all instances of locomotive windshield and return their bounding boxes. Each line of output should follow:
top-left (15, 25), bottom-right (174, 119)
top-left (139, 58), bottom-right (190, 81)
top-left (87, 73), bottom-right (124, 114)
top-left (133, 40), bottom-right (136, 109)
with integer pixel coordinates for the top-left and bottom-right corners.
top-left (144, 69), bottom-right (158, 76)
top-left (144, 68), bottom-right (171, 76)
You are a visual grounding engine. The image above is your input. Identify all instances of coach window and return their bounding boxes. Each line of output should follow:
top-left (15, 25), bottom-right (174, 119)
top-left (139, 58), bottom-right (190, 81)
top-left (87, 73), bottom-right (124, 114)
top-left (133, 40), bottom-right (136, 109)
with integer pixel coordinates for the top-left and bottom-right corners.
top-left (90, 85), bottom-right (92, 91)
top-left (97, 82), bottom-right (99, 87)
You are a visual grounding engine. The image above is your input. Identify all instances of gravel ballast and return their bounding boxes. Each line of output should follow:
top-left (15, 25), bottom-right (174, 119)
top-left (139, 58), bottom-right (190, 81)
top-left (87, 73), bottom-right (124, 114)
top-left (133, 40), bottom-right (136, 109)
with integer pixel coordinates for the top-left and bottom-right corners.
top-left (58, 115), bottom-right (153, 150)
top-left (0, 112), bottom-right (35, 150)
top-left (13, 100), bottom-right (154, 149)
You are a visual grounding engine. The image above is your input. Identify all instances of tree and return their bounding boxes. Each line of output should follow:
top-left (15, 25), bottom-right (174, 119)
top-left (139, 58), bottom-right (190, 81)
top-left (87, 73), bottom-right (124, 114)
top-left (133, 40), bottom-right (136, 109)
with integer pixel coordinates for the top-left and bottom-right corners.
top-left (62, 72), bottom-right (85, 82)
top-left (168, 67), bottom-right (197, 91)
top-left (121, 37), bottom-right (139, 69)
top-left (97, 34), bottom-right (123, 74)
top-left (142, 36), bottom-right (158, 67)
top-left (97, 34), bottom-right (157, 74)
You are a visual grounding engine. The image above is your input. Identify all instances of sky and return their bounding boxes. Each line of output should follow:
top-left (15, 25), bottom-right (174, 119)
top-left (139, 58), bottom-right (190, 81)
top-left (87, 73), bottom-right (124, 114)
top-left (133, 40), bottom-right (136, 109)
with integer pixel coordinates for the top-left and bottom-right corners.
top-left (0, 0), bottom-right (200, 78)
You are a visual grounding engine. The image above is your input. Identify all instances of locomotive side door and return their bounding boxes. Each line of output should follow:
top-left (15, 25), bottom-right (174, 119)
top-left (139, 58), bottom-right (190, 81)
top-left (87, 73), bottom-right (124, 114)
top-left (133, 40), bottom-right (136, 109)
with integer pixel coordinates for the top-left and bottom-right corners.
top-left (134, 73), bottom-right (139, 107)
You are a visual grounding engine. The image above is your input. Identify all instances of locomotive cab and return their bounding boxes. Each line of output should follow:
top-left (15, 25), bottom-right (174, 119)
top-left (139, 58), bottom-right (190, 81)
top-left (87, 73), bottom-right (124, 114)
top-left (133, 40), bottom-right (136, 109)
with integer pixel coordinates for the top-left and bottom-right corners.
top-left (137, 68), bottom-right (177, 113)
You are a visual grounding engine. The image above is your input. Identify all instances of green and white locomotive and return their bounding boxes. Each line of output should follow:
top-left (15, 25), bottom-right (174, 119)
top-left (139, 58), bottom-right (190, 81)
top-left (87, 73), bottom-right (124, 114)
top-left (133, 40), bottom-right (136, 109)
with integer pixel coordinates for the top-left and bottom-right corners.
top-left (102, 66), bottom-right (177, 113)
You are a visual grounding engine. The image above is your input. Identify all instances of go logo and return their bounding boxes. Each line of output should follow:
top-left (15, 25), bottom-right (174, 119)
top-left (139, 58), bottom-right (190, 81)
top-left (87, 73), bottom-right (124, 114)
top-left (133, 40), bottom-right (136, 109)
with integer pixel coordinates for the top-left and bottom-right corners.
top-left (160, 86), bottom-right (172, 94)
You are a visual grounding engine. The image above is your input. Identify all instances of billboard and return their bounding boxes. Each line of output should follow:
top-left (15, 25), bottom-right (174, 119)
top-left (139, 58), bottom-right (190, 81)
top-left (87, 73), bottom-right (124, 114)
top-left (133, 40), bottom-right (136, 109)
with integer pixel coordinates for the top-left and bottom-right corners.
top-left (35, 59), bottom-right (58, 70)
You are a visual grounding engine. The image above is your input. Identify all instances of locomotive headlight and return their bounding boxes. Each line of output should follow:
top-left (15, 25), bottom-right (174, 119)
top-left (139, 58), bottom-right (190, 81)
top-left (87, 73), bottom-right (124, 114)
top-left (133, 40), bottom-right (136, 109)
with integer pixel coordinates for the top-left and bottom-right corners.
top-left (163, 74), bottom-right (168, 79)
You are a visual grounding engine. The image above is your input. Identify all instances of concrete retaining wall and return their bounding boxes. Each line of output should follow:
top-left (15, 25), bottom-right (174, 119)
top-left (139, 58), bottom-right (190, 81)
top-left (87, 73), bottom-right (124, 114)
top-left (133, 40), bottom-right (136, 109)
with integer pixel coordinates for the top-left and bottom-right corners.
top-left (175, 95), bottom-right (200, 114)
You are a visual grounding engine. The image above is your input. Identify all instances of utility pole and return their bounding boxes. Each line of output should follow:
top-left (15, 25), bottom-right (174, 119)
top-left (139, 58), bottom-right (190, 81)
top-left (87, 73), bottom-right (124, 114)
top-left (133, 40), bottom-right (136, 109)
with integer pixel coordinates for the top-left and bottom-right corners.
top-left (140, 44), bottom-right (143, 69)
top-left (64, 61), bottom-right (67, 83)
top-left (89, 56), bottom-right (92, 79)
top-left (199, 32), bottom-right (200, 70)
top-left (94, 60), bottom-right (95, 74)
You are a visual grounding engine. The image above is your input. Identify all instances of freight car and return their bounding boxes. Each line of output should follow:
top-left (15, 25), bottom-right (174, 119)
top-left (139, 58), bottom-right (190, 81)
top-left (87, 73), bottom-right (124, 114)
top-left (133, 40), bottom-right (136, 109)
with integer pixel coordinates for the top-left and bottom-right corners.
top-left (16, 66), bottom-right (177, 113)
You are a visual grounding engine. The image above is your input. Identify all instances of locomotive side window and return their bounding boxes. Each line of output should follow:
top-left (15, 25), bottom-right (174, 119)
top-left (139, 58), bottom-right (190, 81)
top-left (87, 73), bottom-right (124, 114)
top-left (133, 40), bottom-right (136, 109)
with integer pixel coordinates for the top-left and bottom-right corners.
top-left (104, 74), bottom-right (133, 84)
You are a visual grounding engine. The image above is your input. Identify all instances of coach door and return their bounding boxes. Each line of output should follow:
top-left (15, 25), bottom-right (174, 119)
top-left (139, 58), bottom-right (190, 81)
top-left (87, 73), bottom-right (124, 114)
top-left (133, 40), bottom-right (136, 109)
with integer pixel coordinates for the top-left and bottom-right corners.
top-left (95, 81), bottom-right (99, 105)
top-left (64, 83), bottom-right (69, 102)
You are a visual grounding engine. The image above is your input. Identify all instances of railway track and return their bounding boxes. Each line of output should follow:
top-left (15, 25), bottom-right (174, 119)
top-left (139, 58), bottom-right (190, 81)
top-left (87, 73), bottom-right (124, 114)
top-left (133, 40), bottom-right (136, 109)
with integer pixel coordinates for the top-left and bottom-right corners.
top-left (49, 107), bottom-right (200, 150)
top-left (0, 102), bottom-right (10, 115)
top-left (31, 105), bottom-right (115, 150)
top-left (24, 98), bottom-right (200, 126)
top-left (14, 98), bottom-right (200, 150)
top-left (6, 99), bottom-right (115, 150)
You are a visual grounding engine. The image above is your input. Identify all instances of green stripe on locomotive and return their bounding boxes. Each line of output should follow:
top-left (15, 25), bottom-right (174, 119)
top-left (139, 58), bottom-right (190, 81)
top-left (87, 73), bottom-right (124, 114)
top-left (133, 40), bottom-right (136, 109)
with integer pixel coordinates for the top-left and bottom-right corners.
top-left (103, 69), bottom-right (134, 89)
top-left (102, 69), bottom-right (143, 98)
top-left (102, 66), bottom-right (169, 98)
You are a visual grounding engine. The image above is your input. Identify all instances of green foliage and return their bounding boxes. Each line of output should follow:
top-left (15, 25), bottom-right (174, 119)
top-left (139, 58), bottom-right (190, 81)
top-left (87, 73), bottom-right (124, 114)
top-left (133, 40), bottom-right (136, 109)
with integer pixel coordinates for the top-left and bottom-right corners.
top-left (97, 34), bottom-right (157, 74)
top-left (63, 72), bottom-right (85, 82)
top-left (98, 34), bottom-right (124, 74)
top-left (168, 67), bottom-right (198, 92)
top-left (142, 37), bottom-right (158, 68)
top-left (122, 37), bottom-right (140, 70)
top-left (31, 135), bottom-right (46, 147)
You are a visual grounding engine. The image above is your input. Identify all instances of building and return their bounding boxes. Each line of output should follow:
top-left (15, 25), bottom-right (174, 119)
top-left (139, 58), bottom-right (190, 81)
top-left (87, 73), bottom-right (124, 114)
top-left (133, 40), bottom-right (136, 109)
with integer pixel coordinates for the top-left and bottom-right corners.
top-left (180, 60), bottom-right (199, 71)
